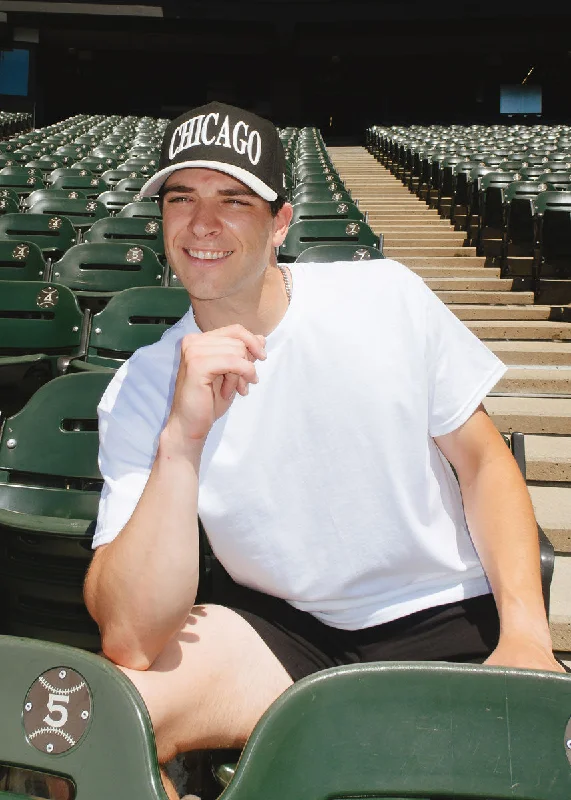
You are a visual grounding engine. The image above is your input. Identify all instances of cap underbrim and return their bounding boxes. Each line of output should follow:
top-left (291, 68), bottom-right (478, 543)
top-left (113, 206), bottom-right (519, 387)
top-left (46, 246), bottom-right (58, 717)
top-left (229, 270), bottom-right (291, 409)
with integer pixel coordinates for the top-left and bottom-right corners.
top-left (139, 159), bottom-right (278, 201)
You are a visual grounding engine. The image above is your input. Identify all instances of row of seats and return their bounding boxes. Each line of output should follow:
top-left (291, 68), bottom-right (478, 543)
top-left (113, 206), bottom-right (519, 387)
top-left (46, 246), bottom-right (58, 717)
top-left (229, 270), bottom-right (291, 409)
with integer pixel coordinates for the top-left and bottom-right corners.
top-left (367, 123), bottom-right (571, 297)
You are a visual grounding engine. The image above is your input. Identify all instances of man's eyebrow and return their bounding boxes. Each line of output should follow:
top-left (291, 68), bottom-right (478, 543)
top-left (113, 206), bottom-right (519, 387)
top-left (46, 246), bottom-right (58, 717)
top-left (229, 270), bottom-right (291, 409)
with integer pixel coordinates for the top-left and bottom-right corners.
top-left (162, 185), bottom-right (195, 195)
top-left (218, 187), bottom-right (258, 198)
top-left (162, 185), bottom-right (258, 199)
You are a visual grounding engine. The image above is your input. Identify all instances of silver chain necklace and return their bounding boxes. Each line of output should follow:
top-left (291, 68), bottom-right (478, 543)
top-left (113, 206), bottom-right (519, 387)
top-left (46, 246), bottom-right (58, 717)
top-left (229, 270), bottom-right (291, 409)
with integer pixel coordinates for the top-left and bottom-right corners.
top-left (277, 263), bottom-right (292, 304)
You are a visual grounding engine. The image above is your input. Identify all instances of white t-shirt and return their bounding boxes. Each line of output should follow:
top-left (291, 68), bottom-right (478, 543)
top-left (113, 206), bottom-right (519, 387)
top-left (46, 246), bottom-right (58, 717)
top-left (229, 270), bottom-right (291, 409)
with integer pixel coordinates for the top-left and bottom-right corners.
top-left (94, 259), bottom-right (507, 630)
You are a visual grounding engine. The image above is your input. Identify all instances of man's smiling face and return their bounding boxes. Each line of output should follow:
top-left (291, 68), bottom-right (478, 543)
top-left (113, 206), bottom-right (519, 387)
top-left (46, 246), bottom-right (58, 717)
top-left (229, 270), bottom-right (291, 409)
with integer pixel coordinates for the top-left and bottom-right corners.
top-left (162, 167), bottom-right (288, 301)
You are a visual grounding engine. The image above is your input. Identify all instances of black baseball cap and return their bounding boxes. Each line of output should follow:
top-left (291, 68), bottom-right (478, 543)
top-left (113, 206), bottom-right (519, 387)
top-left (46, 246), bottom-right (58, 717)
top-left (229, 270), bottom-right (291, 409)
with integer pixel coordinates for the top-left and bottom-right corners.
top-left (140, 102), bottom-right (288, 202)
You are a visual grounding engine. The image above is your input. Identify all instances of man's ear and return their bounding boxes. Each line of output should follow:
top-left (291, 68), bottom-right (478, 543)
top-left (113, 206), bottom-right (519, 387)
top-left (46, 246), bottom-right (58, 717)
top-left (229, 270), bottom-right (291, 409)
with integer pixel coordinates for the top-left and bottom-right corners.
top-left (272, 202), bottom-right (293, 248)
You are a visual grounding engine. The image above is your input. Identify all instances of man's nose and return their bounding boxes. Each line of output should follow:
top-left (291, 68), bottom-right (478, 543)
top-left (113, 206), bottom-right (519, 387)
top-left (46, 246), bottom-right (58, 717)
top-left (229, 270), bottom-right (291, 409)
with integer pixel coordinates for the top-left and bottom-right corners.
top-left (188, 200), bottom-right (222, 238)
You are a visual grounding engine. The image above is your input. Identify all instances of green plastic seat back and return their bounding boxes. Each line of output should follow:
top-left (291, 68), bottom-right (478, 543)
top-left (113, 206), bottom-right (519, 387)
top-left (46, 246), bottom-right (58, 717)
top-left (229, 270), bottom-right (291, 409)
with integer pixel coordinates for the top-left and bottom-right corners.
top-left (29, 198), bottom-right (109, 230)
top-left (0, 196), bottom-right (19, 215)
top-left (292, 187), bottom-right (353, 204)
top-left (101, 168), bottom-right (141, 189)
top-left (96, 190), bottom-right (137, 213)
top-left (0, 213), bottom-right (77, 256)
top-left (535, 190), bottom-right (571, 215)
top-left (504, 181), bottom-right (545, 203)
top-left (294, 243), bottom-right (384, 262)
top-left (47, 167), bottom-right (94, 183)
top-left (0, 280), bottom-right (84, 353)
top-left (52, 242), bottom-right (164, 292)
top-left (84, 217), bottom-right (165, 258)
top-left (0, 187), bottom-right (21, 205)
top-left (280, 219), bottom-right (379, 260)
top-left (0, 165), bottom-right (40, 179)
top-left (0, 174), bottom-right (44, 195)
top-left (24, 188), bottom-right (87, 209)
top-left (117, 201), bottom-right (161, 219)
top-left (50, 175), bottom-right (107, 197)
top-left (291, 201), bottom-right (364, 224)
top-left (79, 155), bottom-right (117, 172)
top-left (0, 372), bottom-right (110, 480)
top-left (0, 636), bottom-right (168, 800)
top-left (223, 663), bottom-right (571, 800)
top-left (0, 240), bottom-right (47, 281)
top-left (114, 176), bottom-right (146, 193)
top-left (85, 286), bottom-right (189, 365)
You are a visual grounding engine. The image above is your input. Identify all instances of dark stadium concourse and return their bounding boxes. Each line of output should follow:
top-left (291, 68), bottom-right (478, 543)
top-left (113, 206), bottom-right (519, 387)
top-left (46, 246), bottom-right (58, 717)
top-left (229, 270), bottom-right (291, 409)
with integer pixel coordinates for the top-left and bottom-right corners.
top-left (2, 0), bottom-right (571, 136)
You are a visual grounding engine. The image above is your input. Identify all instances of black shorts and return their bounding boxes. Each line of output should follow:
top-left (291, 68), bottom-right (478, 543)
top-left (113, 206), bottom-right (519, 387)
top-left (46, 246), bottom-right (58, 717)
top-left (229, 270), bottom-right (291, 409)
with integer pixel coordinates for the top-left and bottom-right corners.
top-left (208, 562), bottom-right (501, 682)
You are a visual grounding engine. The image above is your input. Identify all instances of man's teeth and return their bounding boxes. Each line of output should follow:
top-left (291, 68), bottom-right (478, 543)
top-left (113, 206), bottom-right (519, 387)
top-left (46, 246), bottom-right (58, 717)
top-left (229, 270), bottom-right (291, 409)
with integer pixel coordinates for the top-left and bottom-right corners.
top-left (186, 249), bottom-right (232, 260)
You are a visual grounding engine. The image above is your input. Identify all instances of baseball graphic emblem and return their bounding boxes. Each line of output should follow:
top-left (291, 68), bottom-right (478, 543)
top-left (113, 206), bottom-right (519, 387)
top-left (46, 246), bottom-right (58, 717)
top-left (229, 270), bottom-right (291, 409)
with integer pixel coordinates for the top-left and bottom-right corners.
top-left (23, 667), bottom-right (92, 754)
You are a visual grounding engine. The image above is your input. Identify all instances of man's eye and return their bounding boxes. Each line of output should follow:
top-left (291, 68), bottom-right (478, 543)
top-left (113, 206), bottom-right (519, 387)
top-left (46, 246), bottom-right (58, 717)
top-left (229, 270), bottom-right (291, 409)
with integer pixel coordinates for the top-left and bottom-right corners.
top-left (167, 195), bottom-right (190, 203)
top-left (226, 198), bottom-right (250, 206)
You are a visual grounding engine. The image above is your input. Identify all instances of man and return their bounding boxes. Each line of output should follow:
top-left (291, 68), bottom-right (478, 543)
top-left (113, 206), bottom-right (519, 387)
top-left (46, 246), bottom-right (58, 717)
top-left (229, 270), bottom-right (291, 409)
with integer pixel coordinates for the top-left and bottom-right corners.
top-left (84, 102), bottom-right (564, 798)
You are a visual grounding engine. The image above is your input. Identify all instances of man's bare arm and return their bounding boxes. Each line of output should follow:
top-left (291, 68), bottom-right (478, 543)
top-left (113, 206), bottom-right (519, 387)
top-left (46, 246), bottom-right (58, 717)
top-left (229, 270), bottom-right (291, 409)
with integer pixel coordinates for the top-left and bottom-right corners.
top-left (84, 325), bottom-right (266, 671)
top-left (434, 404), bottom-right (563, 672)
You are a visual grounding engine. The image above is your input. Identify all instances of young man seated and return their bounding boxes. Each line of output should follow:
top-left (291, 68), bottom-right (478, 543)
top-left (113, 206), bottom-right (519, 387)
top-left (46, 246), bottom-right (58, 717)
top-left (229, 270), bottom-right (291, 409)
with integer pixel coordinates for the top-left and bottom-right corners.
top-left (84, 102), bottom-right (564, 800)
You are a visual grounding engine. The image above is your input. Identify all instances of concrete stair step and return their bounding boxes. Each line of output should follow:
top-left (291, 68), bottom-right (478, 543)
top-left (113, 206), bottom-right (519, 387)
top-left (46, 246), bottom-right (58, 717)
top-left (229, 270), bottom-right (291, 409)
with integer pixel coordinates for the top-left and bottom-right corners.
top-left (413, 267), bottom-right (500, 278)
top-left (525, 435), bottom-right (571, 482)
top-left (496, 366), bottom-right (571, 394)
top-left (467, 320), bottom-right (571, 340)
top-left (483, 396), bottom-right (571, 435)
top-left (438, 291), bottom-right (534, 304)
top-left (550, 554), bottom-right (571, 650)
top-left (485, 341), bottom-right (571, 365)
top-left (383, 237), bottom-right (468, 246)
top-left (399, 256), bottom-right (487, 267)
top-left (529, 486), bottom-right (571, 553)
top-left (384, 246), bottom-right (478, 258)
top-left (378, 221), bottom-right (458, 228)
top-left (449, 304), bottom-right (554, 320)
top-left (425, 277), bottom-right (514, 290)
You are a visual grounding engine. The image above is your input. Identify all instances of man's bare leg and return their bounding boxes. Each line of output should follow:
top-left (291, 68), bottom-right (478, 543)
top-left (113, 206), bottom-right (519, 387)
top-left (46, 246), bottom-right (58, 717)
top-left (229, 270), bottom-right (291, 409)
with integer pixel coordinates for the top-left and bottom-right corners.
top-left (118, 604), bottom-right (293, 774)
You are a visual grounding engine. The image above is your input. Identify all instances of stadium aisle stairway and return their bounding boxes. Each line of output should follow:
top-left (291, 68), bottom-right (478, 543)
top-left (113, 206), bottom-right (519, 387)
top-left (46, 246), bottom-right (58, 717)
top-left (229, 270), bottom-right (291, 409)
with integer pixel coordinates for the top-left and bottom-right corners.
top-left (328, 146), bottom-right (571, 665)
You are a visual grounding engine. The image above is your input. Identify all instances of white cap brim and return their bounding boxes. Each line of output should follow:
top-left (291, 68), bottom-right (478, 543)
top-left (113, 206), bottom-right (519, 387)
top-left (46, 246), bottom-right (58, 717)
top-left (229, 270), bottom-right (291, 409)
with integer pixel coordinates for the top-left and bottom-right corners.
top-left (139, 159), bottom-right (278, 201)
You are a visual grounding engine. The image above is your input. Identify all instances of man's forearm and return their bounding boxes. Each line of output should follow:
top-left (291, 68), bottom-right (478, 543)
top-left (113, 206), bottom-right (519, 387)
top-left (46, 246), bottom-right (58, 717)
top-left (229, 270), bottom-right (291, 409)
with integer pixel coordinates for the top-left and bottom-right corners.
top-left (460, 451), bottom-right (553, 651)
top-left (85, 432), bottom-right (203, 669)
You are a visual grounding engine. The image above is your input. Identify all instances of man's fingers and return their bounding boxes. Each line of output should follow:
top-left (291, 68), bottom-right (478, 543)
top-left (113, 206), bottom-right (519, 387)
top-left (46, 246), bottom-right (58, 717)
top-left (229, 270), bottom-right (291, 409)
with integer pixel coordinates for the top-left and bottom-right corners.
top-left (200, 325), bottom-right (267, 361)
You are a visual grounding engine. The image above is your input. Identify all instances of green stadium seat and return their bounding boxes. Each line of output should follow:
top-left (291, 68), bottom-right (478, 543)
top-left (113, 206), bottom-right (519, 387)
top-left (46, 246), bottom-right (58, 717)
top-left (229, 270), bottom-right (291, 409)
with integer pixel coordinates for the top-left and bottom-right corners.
top-left (0, 373), bottom-right (112, 650)
top-left (84, 217), bottom-right (165, 259)
top-left (117, 201), bottom-right (161, 219)
top-left (291, 201), bottom-right (365, 225)
top-left (0, 281), bottom-right (86, 414)
top-left (24, 188), bottom-right (87, 209)
top-left (114, 176), bottom-right (147, 194)
top-left (501, 181), bottom-right (546, 274)
top-left (76, 155), bottom-right (118, 173)
top-left (535, 190), bottom-right (571, 286)
top-left (28, 198), bottom-right (109, 233)
top-left (0, 196), bottom-right (19, 215)
top-left (0, 174), bottom-right (44, 197)
top-left (50, 175), bottom-right (107, 198)
top-left (51, 242), bottom-right (164, 298)
top-left (294, 243), bottom-right (385, 262)
top-left (69, 286), bottom-right (189, 371)
top-left (0, 187), bottom-right (21, 206)
top-left (101, 168), bottom-right (141, 189)
top-left (0, 635), bottom-right (167, 798)
top-left (0, 213), bottom-right (77, 259)
top-left (280, 219), bottom-right (379, 262)
top-left (47, 166), bottom-right (94, 184)
top-left (96, 189), bottom-right (139, 213)
top-left (0, 241), bottom-right (48, 281)
top-left (212, 662), bottom-right (571, 800)
top-left (292, 186), bottom-right (354, 205)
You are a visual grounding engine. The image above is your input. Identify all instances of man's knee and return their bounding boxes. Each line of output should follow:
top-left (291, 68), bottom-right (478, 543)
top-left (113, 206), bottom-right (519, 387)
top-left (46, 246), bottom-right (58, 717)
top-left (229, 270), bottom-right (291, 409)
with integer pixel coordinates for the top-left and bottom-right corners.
top-left (117, 604), bottom-right (292, 760)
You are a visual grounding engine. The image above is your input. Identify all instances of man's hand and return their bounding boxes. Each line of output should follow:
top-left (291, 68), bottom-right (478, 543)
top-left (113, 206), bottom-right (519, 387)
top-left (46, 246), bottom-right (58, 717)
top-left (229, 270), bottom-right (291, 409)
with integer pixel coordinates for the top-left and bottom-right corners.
top-left (163, 323), bottom-right (266, 449)
top-left (484, 633), bottom-right (566, 673)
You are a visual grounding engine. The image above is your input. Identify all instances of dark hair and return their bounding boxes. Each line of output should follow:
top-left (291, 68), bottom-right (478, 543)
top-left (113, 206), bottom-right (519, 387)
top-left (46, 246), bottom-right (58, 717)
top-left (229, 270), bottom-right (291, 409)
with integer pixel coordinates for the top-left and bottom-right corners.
top-left (270, 196), bottom-right (286, 217)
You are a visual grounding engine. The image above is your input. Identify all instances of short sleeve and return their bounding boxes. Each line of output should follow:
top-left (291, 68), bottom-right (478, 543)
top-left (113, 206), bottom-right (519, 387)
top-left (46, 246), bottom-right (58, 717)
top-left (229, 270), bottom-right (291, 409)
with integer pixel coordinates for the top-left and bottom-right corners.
top-left (423, 283), bottom-right (507, 437)
top-left (92, 362), bottom-right (160, 549)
